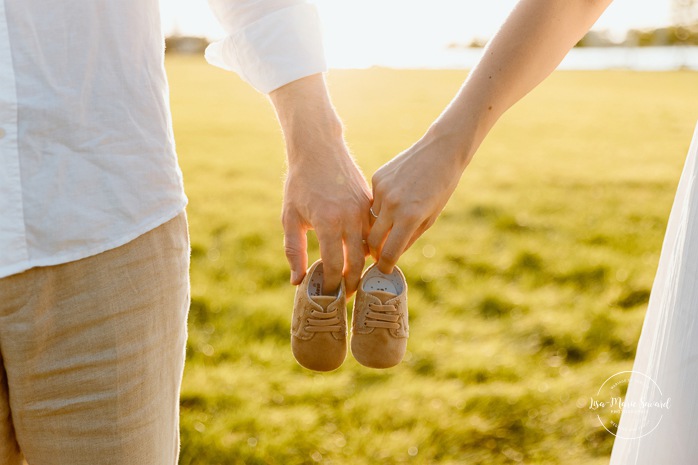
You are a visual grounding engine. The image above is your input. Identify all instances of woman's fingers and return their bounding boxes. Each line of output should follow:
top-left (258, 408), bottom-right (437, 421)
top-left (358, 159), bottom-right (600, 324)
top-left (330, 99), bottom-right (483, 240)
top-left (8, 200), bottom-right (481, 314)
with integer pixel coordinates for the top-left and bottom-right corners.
top-left (366, 212), bottom-right (391, 262)
top-left (376, 219), bottom-right (418, 274)
top-left (367, 198), bottom-right (425, 274)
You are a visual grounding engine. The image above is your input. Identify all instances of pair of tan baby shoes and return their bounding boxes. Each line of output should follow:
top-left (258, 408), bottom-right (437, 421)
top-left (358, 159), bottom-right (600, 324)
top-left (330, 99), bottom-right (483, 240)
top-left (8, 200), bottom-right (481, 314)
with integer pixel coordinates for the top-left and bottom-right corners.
top-left (291, 260), bottom-right (409, 371)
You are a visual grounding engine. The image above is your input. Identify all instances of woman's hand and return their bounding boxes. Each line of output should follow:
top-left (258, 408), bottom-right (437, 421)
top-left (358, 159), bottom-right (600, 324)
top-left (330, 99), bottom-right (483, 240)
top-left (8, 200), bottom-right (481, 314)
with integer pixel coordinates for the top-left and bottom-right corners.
top-left (368, 128), bottom-right (471, 273)
top-left (367, 0), bottom-right (614, 274)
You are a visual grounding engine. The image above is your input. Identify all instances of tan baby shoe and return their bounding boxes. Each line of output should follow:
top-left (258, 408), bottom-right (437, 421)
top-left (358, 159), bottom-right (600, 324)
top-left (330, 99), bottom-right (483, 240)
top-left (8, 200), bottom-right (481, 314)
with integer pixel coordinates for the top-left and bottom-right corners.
top-left (351, 263), bottom-right (408, 369)
top-left (291, 259), bottom-right (347, 371)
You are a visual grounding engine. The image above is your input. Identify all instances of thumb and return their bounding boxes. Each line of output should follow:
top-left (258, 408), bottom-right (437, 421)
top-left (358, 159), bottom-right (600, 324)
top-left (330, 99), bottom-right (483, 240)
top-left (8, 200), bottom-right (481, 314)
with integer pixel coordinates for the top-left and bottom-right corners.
top-left (283, 213), bottom-right (308, 285)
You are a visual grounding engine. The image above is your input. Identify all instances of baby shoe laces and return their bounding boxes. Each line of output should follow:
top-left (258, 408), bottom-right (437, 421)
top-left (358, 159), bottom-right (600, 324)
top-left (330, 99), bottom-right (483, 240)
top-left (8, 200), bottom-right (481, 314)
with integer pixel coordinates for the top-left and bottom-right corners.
top-left (306, 307), bottom-right (342, 333)
top-left (365, 302), bottom-right (400, 329)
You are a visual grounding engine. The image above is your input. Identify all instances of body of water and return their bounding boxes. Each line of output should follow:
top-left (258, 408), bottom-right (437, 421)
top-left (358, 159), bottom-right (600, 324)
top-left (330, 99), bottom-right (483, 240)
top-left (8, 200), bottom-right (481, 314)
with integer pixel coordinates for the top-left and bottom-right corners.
top-left (329, 46), bottom-right (698, 71)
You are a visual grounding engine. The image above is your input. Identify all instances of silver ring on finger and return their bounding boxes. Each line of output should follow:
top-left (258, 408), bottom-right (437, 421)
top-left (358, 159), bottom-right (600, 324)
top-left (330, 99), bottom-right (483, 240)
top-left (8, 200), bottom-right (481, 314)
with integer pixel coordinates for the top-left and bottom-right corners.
top-left (369, 207), bottom-right (379, 219)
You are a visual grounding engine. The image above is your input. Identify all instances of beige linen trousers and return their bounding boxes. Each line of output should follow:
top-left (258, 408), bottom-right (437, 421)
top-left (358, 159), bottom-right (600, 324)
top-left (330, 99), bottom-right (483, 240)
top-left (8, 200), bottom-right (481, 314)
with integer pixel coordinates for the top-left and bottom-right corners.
top-left (0, 212), bottom-right (190, 464)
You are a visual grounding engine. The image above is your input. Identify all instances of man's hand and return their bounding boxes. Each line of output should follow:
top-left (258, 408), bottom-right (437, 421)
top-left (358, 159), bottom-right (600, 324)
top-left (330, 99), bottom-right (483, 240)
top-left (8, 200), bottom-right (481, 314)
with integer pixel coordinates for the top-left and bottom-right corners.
top-left (368, 128), bottom-right (470, 274)
top-left (270, 74), bottom-right (371, 295)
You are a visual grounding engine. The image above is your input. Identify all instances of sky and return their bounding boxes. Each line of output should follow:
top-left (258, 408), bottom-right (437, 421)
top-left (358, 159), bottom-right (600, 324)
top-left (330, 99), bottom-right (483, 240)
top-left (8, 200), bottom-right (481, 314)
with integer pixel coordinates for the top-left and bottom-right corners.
top-left (159, 0), bottom-right (675, 67)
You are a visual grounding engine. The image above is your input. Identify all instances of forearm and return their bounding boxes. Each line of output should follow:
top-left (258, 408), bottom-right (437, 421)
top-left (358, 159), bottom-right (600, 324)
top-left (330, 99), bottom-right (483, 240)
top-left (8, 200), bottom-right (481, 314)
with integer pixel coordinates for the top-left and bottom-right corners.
top-left (269, 73), bottom-right (344, 164)
top-left (430, 0), bottom-right (613, 167)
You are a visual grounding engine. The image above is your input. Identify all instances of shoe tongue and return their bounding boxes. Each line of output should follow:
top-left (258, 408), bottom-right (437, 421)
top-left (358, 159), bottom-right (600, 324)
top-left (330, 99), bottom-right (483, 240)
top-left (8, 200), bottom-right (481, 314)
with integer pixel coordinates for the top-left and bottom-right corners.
top-left (311, 295), bottom-right (336, 310)
top-left (368, 290), bottom-right (397, 304)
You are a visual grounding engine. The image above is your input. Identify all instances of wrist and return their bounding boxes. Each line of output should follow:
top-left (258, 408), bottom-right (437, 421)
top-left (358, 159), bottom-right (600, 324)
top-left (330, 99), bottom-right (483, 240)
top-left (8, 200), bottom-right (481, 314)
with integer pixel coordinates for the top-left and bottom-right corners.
top-left (269, 74), bottom-right (345, 163)
top-left (421, 118), bottom-right (477, 171)
top-left (283, 113), bottom-right (344, 151)
top-left (270, 74), bottom-right (342, 135)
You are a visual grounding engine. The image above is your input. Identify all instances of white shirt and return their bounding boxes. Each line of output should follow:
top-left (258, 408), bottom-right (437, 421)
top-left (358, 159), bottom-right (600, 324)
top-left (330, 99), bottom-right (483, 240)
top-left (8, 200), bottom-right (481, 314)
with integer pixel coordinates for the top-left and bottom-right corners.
top-left (0, 0), bottom-right (326, 278)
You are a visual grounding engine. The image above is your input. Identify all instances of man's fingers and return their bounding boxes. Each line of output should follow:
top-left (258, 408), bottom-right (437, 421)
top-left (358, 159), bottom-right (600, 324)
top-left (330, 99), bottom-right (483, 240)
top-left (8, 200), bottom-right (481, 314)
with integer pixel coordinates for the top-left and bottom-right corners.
top-left (377, 221), bottom-right (415, 274)
top-left (283, 215), bottom-right (308, 285)
top-left (344, 233), bottom-right (366, 296)
top-left (316, 229), bottom-right (344, 295)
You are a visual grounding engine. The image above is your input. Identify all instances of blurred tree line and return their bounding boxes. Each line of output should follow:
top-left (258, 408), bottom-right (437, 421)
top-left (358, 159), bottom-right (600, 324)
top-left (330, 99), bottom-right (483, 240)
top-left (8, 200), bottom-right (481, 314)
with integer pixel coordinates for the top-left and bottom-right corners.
top-left (454, 0), bottom-right (698, 49)
top-left (575, 25), bottom-right (698, 47)
top-left (165, 36), bottom-right (209, 54)
top-left (170, 1), bottom-right (698, 53)
top-left (578, 0), bottom-right (698, 47)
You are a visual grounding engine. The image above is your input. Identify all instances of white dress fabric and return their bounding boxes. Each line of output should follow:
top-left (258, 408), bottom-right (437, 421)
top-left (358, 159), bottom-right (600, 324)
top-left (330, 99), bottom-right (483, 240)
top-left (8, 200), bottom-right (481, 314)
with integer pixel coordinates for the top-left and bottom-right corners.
top-left (610, 121), bottom-right (698, 464)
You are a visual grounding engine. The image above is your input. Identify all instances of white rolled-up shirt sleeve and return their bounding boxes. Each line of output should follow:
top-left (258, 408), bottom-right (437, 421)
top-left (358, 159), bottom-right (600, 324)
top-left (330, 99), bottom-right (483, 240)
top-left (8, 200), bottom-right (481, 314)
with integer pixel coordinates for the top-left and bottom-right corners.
top-left (206, 0), bottom-right (327, 94)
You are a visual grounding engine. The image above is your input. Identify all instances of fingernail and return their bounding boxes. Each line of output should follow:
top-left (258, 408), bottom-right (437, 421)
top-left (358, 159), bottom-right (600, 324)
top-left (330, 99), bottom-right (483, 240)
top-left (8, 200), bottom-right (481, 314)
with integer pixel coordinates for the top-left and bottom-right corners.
top-left (291, 271), bottom-right (300, 284)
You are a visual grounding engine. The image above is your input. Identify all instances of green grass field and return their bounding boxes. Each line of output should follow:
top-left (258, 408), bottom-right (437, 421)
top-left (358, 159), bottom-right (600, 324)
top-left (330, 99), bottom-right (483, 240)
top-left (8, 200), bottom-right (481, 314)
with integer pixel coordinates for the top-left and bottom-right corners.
top-left (167, 54), bottom-right (697, 464)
